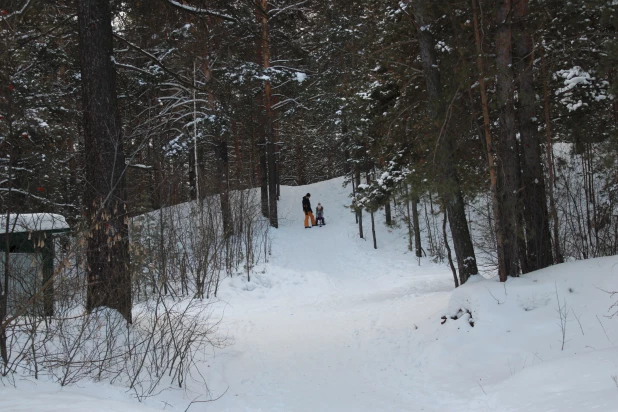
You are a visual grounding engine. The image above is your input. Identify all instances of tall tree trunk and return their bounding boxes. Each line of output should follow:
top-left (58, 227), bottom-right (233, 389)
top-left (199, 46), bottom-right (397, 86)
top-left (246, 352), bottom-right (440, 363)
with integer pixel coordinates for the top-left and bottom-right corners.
top-left (78, 0), bottom-right (131, 322)
top-left (249, 114), bottom-right (256, 187)
top-left (404, 185), bottom-right (414, 252)
top-left (257, 98), bottom-right (269, 218)
top-left (411, 1), bottom-right (478, 282)
top-left (248, 114), bottom-right (257, 187)
top-left (412, 193), bottom-right (422, 258)
top-left (443, 205), bottom-right (459, 288)
top-left (259, 0), bottom-right (278, 228)
top-left (151, 135), bottom-right (164, 210)
top-left (516, 189), bottom-right (529, 273)
top-left (446, 184), bottom-right (478, 283)
top-left (296, 142), bottom-right (305, 185)
top-left (495, 0), bottom-right (521, 279)
top-left (385, 199), bottom-right (392, 226)
top-left (188, 146), bottom-right (196, 201)
top-left (275, 125), bottom-right (281, 200)
top-left (0, 118), bottom-right (15, 365)
top-left (233, 121), bottom-right (242, 187)
top-left (472, 0), bottom-right (507, 279)
top-left (343, 150), bottom-right (351, 175)
top-left (192, 60), bottom-right (203, 207)
top-left (254, 13), bottom-right (269, 218)
top-left (215, 139), bottom-right (232, 236)
top-left (371, 211), bottom-right (377, 249)
top-left (367, 172), bottom-right (377, 249)
top-left (355, 166), bottom-right (364, 239)
top-left (541, 47), bottom-right (564, 263)
top-left (513, 0), bottom-right (553, 272)
top-left (352, 171), bottom-right (358, 224)
top-left (1, 221), bottom-right (9, 365)
top-left (156, 138), bottom-right (168, 296)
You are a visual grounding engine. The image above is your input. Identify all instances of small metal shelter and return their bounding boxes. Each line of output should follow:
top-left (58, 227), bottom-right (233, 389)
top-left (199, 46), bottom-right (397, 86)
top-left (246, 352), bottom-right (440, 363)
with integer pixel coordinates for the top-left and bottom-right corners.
top-left (0, 213), bottom-right (70, 316)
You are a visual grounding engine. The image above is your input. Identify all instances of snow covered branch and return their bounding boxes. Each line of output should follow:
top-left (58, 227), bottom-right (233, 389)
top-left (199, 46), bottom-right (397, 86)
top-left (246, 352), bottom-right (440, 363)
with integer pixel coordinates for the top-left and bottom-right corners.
top-left (0, 188), bottom-right (78, 210)
top-left (112, 34), bottom-right (199, 91)
top-left (269, 1), bottom-right (309, 19)
top-left (113, 61), bottom-right (159, 77)
top-left (164, 0), bottom-right (236, 22)
top-left (2, 0), bottom-right (32, 20)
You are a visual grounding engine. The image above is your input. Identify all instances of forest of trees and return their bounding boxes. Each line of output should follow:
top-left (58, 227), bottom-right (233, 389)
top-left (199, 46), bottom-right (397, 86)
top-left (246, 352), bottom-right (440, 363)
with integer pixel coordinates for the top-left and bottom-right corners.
top-left (0, 0), bottom-right (617, 392)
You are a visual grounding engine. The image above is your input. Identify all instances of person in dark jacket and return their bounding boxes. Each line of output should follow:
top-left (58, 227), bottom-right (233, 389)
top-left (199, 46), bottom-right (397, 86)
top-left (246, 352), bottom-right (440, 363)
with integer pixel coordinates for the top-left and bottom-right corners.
top-left (315, 203), bottom-right (325, 226)
top-left (302, 193), bottom-right (316, 228)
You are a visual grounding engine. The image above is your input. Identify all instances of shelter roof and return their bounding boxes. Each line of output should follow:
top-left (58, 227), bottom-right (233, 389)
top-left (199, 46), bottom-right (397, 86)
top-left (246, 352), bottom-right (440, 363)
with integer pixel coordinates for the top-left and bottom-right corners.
top-left (0, 213), bottom-right (70, 234)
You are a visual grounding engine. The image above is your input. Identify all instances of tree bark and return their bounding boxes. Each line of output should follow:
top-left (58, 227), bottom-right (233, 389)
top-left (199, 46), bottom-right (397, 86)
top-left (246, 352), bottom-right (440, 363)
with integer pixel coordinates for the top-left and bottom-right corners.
top-left (257, 95), bottom-right (269, 218)
top-left (250, 113), bottom-right (257, 187)
top-left (472, 0), bottom-right (507, 279)
top-left (404, 185), bottom-right (414, 252)
top-left (446, 183), bottom-right (478, 284)
top-left (275, 125), bottom-right (281, 200)
top-left (411, 1), bottom-right (478, 282)
top-left (253, 12), bottom-right (269, 218)
top-left (495, 0), bottom-right (521, 279)
top-left (233, 121), bottom-right (242, 187)
top-left (355, 166), bottom-right (364, 239)
top-left (367, 172), bottom-right (377, 249)
top-left (412, 193), bottom-right (422, 258)
top-left (78, 0), bottom-right (131, 322)
top-left (188, 147), bottom-right (196, 201)
top-left (259, 0), bottom-right (278, 228)
top-left (296, 142), bottom-right (305, 185)
top-left (541, 46), bottom-right (564, 263)
top-left (385, 199), bottom-right (392, 226)
top-left (443, 205), bottom-right (459, 288)
top-left (215, 139), bottom-right (232, 236)
top-left (0, 85), bottom-right (16, 365)
top-left (371, 211), bottom-right (377, 249)
top-left (513, 0), bottom-right (553, 271)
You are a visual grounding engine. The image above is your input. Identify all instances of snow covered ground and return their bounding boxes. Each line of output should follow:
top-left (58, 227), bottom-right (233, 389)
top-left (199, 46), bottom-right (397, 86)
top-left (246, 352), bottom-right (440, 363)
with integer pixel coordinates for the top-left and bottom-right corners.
top-left (2, 177), bottom-right (618, 411)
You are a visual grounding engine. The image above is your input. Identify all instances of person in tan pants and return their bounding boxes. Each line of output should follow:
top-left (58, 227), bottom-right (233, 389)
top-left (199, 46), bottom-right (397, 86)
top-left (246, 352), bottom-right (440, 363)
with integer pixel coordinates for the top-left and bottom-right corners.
top-left (302, 193), bottom-right (316, 228)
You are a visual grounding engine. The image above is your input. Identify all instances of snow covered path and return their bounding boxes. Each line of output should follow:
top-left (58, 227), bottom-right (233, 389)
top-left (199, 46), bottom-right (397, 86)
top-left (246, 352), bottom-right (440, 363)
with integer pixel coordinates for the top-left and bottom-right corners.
top-left (202, 178), bottom-right (462, 411)
top-left (190, 178), bottom-right (618, 412)
top-left (0, 177), bottom-right (459, 412)
top-left (226, 178), bottom-right (453, 306)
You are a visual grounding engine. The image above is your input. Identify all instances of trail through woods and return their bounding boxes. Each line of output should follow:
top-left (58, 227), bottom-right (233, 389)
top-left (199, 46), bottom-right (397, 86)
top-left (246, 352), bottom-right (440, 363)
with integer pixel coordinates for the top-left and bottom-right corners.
top-left (206, 177), bottom-right (457, 411)
top-left (185, 178), bottom-right (618, 412)
top-left (3, 177), bottom-right (618, 411)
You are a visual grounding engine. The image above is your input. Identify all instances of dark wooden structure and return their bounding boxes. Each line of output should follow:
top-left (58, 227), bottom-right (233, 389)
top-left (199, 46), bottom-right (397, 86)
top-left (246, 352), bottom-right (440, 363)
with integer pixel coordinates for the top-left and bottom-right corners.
top-left (0, 214), bottom-right (70, 316)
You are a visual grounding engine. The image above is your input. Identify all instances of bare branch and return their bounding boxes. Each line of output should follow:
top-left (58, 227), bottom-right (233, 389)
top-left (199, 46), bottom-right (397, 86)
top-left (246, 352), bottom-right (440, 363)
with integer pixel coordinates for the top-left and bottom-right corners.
top-left (2, 0), bottom-right (32, 20)
top-left (112, 33), bottom-right (201, 91)
top-left (163, 0), bottom-right (236, 22)
top-left (269, 1), bottom-right (309, 19)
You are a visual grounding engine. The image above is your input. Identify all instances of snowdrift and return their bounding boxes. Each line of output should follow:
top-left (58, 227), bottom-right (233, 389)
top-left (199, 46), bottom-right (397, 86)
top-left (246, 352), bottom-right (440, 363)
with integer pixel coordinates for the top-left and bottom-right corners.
top-left (437, 256), bottom-right (618, 411)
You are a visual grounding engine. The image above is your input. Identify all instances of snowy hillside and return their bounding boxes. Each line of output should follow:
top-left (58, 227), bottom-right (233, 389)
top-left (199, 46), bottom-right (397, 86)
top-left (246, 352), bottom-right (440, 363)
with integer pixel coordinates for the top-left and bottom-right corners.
top-left (2, 177), bottom-right (618, 411)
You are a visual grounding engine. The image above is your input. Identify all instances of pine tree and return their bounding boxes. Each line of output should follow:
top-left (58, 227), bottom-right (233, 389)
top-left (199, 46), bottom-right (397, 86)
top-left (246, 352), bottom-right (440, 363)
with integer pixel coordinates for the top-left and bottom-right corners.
top-left (78, 0), bottom-right (131, 322)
